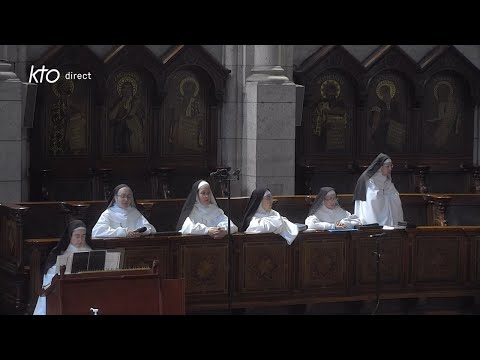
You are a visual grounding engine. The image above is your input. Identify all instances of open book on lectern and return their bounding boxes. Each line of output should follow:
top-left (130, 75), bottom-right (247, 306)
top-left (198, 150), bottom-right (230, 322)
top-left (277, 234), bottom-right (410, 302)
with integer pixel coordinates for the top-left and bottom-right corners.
top-left (55, 249), bottom-right (124, 274)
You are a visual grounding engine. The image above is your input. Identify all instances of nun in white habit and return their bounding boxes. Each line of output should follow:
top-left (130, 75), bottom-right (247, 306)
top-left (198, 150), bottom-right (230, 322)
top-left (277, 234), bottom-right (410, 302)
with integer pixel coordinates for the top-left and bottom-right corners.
top-left (33, 220), bottom-right (93, 315)
top-left (353, 153), bottom-right (404, 226)
top-left (176, 180), bottom-right (238, 239)
top-left (240, 187), bottom-right (299, 245)
top-left (91, 183), bottom-right (156, 238)
top-left (305, 186), bottom-right (362, 230)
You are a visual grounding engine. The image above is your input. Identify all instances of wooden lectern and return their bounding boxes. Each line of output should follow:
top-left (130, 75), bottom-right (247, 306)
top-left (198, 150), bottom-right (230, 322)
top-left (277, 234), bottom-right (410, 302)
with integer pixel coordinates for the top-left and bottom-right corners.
top-left (44, 260), bottom-right (184, 315)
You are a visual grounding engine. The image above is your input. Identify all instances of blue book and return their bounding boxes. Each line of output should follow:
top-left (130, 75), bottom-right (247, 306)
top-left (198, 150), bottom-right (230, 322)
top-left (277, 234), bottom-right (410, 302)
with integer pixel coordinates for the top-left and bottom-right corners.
top-left (327, 228), bottom-right (359, 232)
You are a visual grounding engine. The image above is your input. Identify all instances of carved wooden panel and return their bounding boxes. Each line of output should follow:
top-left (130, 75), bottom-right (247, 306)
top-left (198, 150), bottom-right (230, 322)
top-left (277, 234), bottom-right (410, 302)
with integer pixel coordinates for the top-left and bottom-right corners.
top-left (239, 238), bottom-right (289, 293)
top-left (476, 236), bottom-right (480, 284)
top-left (0, 271), bottom-right (18, 312)
top-left (352, 233), bottom-right (404, 290)
top-left (45, 72), bottom-right (91, 157)
top-left (178, 240), bottom-right (228, 295)
top-left (413, 235), bottom-right (461, 283)
top-left (122, 246), bottom-right (169, 278)
top-left (29, 46), bottom-right (104, 201)
top-left (304, 71), bottom-right (356, 154)
top-left (421, 72), bottom-right (469, 154)
top-left (164, 70), bottom-right (207, 154)
top-left (105, 69), bottom-right (151, 155)
top-left (367, 71), bottom-right (410, 154)
top-left (299, 236), bottom-right (346, 290)
top-left (294, 46), bottom-right (364, 170)
top-left (6, 218), bottom-right (18, 261)
top-left (0, 217), bottom-right (18, 261)
top-left (29, 45), bottom-right (228, 202)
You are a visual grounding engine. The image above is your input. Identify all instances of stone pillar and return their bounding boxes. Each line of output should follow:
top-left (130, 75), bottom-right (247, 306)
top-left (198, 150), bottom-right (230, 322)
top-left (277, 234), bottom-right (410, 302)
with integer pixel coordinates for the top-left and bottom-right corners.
top-left (219, 45), bottom-right (245, 197)
top-left (242, 45), bottom-right (298, 195)
top-left (474, 104), bottom-right (480, 165)
top-left (248, 45), bottom-right (289, 83)
top-left (0, 61), bottom-right (35, 202)
top-left (0, 61), bottom-right (22, 202)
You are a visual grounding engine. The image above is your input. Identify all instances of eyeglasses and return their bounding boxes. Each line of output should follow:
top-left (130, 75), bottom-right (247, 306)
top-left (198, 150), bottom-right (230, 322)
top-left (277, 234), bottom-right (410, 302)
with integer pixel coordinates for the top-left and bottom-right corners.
top-left (117, 194), bottom-right (132, 199)
top-left (324, 196), bottom-right (337, 202)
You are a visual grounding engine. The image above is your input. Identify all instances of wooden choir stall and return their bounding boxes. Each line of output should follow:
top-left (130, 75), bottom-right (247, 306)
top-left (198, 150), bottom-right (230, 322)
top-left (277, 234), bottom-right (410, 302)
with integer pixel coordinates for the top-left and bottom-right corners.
top-left (1, 194), bottom-right (480, 315)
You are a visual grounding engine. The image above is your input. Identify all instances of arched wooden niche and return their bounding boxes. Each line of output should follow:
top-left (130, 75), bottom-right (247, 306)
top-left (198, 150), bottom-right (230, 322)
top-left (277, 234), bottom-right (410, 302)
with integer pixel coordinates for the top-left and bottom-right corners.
top-left (294, 45), bottom-right (363, 162)
top-left (32, 45), bottom-right (103, 159)
top-left (421, 71), bottom-right (470, 154)
top-left (103, 45), bottom-right (163, 158)
top-left (165, 68), bottom-right (209, 154)
top-left (104, 67), bottom-right (154, 155)
top-left (366, 70), bottom-right (413, 154)
top-left (159, 45), bottom-right (230, 170)
top-left (362, 45), bottom-right (417, 155)
top-left (418, 45), bottom-right (480, 157)
top-left (30, 45), bottom-right (104, 200)
top-left (308, 71), bottom-right (356, 153)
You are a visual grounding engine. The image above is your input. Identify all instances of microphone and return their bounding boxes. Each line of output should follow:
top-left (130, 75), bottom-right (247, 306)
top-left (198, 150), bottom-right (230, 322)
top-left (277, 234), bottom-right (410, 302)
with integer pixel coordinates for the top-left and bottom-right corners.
top-left (369, 232), bottom-right (387, 238)
top-left (210, 169), bottom-right (229, 177)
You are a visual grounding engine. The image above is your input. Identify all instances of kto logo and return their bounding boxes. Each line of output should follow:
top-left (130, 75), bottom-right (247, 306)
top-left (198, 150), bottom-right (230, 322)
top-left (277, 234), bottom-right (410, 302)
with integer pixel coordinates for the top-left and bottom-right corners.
top-left (28, 65), bottom-right (60, 84)
top-left (28, 65), bottom-right (93, 84)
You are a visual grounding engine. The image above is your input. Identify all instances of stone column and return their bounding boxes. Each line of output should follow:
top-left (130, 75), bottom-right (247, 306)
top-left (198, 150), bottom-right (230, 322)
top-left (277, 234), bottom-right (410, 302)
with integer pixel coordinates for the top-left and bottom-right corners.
top-left (0, 61), bottom-right (35, 202)
top-left (219, 45), bottom-right (245, 197)
top-left (242, 45), bottom-right (298, 195)
top-left (0, 61), bottom-right (23, 202)
top-left (474, 104), bottom-right (480, 165)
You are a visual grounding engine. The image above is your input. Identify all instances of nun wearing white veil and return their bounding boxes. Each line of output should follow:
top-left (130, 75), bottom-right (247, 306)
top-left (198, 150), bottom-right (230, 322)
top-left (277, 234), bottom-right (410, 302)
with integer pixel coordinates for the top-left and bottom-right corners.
top-left (33, 220), bottom-right (93, 315)
top-left (176, 180), bottom-right (238, 239)
top-left (240, 187), bottom-right (299, 245)
top-left (92, 183), bottom-right (156, 238)
top-left (353, 153), bottom-right (404, 226)
top-left (305, 186), bottom-right (363, 230)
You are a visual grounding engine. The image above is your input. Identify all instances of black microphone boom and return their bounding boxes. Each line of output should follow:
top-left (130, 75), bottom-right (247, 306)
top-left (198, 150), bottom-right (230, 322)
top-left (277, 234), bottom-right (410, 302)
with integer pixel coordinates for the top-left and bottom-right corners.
top-left (369, 232), bottom-right (387, 238)
top-left (207, 167), bottom-right (241, 312)
top-left (210, 169), bottom-right (229, 178)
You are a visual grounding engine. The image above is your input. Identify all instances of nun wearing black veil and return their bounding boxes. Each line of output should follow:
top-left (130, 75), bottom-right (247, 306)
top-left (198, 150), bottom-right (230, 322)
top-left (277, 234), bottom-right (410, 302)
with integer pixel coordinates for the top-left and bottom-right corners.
top-left (305, 186), bottom-right (362, 230)
top-left (92, 183), bottom-right (156, 238)
top-left (240, 187), bottom-right (299, 245)
top-left (33, 220), bottom-right (93, 315)
top-left (353, 153), bottom-right (404, 226)
top-left (176, 180), bottom-right (238, 239)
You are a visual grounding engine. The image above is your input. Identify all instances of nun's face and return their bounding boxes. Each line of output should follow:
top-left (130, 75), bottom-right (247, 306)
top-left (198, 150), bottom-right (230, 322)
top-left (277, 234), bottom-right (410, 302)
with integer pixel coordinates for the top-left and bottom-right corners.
top-left (381, 162), bottom-right (393, 177)
top-left (116, 187), bottom-right (133, 209)
top-left (70, 228), bottom-right (86, 247)
top-left (198, 185), bottom-right (212, 206)
top-left (261, 194), bottom-right (273, 211)
top-left (323, 193), bottom-right (337, 210)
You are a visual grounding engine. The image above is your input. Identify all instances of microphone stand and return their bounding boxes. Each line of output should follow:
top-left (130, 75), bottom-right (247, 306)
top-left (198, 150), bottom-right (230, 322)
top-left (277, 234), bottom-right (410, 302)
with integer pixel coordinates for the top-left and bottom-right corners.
top-left (369, 232), bottom-right (386, 315)
top-left (210, 168), bottom-right (241, 312)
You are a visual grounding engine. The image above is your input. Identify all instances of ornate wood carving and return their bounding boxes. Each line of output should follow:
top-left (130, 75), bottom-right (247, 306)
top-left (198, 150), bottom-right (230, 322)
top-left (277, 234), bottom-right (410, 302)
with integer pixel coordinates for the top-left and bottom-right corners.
top-left (299, 237), bottom-right (346, 290)
top-left (353, 234), bottom-right (404, 289)
top-left (30, 45), bottom-right (229, 201)
top-left (414, 235), bottom-right (462, 283)
top-left (240, 239), bottom-right (289, 293)
top-left (295, 45), bottom-right (480, 194)
top-left (294, 46), bottom-right (363, 166)
top-left (179, 240), bottom-right (228, 295)
top-left (123, 247), bottom-right (169, 277)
